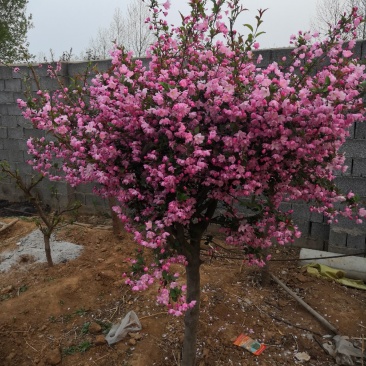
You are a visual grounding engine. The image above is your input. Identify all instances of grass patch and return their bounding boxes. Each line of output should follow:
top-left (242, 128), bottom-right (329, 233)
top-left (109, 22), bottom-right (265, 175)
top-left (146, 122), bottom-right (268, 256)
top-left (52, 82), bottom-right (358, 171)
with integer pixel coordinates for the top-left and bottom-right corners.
top-left (74, 307), bottom-right (88, 316)
top-left (63, 341), bottom-right (92, 355)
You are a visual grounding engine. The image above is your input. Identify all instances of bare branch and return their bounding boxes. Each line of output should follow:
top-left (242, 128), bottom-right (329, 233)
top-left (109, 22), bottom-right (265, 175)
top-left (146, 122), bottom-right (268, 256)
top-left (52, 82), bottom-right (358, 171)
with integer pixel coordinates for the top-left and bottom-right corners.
top-left (312, 0), bottom-right (366, 38)
top-left (81, 1), bottom-right (155, 60)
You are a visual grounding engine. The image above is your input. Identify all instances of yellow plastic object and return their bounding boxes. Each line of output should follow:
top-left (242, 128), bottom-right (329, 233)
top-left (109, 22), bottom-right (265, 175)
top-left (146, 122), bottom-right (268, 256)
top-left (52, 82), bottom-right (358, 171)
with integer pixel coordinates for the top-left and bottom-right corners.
top-left (305, 263), bottom-right (366, 291)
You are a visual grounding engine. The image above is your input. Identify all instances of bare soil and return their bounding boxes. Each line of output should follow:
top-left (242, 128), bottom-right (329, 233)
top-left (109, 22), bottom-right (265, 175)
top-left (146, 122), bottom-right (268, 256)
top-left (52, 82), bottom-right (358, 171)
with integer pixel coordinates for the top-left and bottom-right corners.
top-left (0, 216), bottom-right (365, 366)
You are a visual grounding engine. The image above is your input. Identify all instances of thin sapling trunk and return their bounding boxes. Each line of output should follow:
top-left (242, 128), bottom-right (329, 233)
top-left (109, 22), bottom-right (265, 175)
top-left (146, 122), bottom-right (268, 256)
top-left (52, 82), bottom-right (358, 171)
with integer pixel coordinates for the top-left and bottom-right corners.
top-left (181, 237), bottom-right (201, 366)
top-left (43, 232), bottom-right (53, 267)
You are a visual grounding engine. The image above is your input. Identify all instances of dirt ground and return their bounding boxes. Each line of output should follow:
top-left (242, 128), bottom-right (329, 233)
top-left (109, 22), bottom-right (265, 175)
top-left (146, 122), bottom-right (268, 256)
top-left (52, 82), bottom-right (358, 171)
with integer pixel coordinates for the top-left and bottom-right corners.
top-left (0, 213), bottom-right (365, 366)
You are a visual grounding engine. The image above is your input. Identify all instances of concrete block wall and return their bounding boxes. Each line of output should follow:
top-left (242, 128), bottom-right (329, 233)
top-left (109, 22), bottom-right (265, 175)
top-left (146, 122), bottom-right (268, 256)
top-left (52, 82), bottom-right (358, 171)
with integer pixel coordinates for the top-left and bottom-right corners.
top-left (0, 47), bottom-right (366, 254)
top-left (328, 121), bottom-right (366, 255)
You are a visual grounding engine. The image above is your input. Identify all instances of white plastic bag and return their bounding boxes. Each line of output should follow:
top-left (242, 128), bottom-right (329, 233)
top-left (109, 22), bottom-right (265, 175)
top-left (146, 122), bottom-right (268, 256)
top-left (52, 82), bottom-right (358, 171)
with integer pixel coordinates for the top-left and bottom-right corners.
top-left (323, 335), bottom-right (365, 366)
top-left (105, 311), bottom-right (142, 345)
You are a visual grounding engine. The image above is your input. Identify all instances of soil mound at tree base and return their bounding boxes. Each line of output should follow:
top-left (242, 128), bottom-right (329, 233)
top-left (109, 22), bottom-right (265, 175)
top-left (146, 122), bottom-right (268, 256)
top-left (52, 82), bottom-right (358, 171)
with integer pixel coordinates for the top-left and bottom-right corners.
top-left (0, 229), bottom-right (83, 272)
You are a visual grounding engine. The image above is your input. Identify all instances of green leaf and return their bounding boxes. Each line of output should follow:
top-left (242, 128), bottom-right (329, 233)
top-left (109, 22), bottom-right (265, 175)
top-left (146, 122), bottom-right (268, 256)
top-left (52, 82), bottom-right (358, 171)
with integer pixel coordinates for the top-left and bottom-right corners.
top-left (159, 82), bottom-right (171, 91)
top-left (324, 76), bottom-right (331, 87)
top-left (256, 31), bottom-right (266, 37)
top-left (170, 287), bottom-right (182, 302)
top-left (244, 24), bottom-right (254, 32)
top-left (177, 191), bottom-right (188, 202)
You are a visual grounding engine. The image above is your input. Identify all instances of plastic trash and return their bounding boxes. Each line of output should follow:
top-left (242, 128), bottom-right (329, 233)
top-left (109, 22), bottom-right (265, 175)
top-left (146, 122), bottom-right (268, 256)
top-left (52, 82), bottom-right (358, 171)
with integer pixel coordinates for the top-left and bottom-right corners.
top-left (233, 333), bottom-right (266, 355)
top-left (323, 335), bottom-right (366, 366)
top-left (105, 311), bottom-right (142, 345)
top-left (294, 352), bottom-right (311, 362)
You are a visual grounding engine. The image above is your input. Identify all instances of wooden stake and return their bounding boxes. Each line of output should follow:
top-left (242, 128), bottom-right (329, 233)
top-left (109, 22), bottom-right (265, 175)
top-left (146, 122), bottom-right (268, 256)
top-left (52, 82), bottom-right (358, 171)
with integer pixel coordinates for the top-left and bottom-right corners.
top-left (270, 273), bottom-right (338, 334)
top-left (0, 219), bottom-right (18, 234)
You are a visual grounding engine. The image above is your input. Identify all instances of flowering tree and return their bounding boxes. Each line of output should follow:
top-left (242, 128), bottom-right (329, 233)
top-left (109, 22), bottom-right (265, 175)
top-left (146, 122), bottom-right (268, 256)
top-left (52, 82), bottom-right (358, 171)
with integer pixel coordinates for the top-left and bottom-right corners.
top-left (19, 1), bottom-right (366, 364)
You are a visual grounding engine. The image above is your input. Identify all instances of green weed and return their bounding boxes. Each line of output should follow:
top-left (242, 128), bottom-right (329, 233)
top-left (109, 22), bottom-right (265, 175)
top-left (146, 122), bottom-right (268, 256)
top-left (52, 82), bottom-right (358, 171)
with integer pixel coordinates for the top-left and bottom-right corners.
top-left (80, 322), bottom-right (90, 335)
top-left (63, 341), bottom-right (92, 355)
top-left (74, 307), bottom-right (88, 316)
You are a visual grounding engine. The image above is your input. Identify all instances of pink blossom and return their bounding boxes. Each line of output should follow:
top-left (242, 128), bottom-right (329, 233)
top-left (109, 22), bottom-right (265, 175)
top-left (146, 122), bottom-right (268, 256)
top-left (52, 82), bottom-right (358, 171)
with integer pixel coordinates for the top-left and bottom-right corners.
top-left (163, 0), bottom-right (171, 10)
top-left (193, 133), bottom-right (205, 144)
top-left (343, 50), bottom-right (353, 58)
top-left (167, 88), bottom-right (180, 100)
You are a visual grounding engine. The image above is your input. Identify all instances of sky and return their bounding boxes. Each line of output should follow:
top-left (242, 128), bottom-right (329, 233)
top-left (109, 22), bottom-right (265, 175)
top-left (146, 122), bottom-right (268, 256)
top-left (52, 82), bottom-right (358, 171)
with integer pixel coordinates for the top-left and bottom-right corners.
top-left (26, 0), bottom-right (319, 60)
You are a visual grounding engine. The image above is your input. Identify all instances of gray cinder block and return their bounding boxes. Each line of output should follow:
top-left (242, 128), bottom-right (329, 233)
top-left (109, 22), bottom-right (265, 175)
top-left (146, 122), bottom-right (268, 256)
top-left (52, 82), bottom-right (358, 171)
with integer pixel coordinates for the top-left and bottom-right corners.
top-left (310, 211), bottom-right (325, 223)
top-left (0, 127), bottom-right (7, 139)
top-left (355, 122), bottom-right (366, 139)
top-left (352, 158), bottom-right (366, 177)
top-left (310, 222), bottom-right (330, 240)
top-left (335, 176), bottom-right (366, 197)
top-left (5, 79), bottom-right (22, 92)
top-left (340, 139), bottom-right (366, 159)
top-left (7, 104), bottom-right (22, 116)
top-left (291, 203), bottom-right (311, 221)
top-left (328, 244), bottom-right (364, 255)
top-left (0, 92), bottom-right (14, 104)
top-left (346, 235), bottom-right (366, 251)
top-left (0, 66), bottom-right (13, 79)
top-left (294, 220), bottom-right (310, 237)
top-left (8, 127), bottom-right (24, 139)
top-left (329, 229), bottom-right (347, 247)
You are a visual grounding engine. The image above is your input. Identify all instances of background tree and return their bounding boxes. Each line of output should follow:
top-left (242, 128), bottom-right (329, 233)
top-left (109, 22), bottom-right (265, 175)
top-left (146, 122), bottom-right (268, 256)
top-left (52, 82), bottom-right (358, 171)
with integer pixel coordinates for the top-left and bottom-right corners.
top-left (312, 0), bottom-right (366, 38)
top-left (82, 0), bottom-right (154, 60)
top-left (83, 21), bottom-right (121, 60)
top-left (19, 1), bottom-right (366, 365)
top-left (123, 0), bottom-right (154, 57)
top-left (0, 0), bottom-right (32, 63)
top-left (0, 162), bottom-right (81, 267)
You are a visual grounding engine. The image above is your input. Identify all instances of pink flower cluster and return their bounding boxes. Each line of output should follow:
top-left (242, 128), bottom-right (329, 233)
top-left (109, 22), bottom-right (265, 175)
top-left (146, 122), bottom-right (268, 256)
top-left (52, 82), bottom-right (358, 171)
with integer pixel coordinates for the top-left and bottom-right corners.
top-left (18, 1), bottom-right (366, 314)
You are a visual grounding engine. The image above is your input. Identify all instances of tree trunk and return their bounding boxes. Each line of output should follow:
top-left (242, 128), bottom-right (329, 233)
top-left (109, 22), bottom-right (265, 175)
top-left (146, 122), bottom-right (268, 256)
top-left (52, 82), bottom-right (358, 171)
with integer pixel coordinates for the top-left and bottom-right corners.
top-left (261, 248), bottom-right (270, 286)
top-left (108, 197), bottom-right (123, 237)
top-left (43, 233), bottom-right (53, 267)
top-left (181, 239), bottom-right (201, 366)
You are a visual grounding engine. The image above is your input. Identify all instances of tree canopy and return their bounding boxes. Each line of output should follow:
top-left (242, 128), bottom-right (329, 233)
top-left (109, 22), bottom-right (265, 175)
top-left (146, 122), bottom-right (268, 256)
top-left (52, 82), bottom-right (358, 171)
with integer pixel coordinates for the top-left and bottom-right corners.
top-left (0, 0), bottom-right (32, 64)
top-left (19, 1), bottom-right (366, 364)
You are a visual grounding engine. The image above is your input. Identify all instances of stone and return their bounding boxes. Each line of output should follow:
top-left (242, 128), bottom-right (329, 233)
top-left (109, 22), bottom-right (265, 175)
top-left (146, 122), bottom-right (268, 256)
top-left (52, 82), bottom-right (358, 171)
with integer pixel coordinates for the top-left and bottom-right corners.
top-left (113, 280), bottom-right (125, 287)
top-left (278, 299), bottom-right (287, 308)
top-left (296, 274), bottom-right (308, 283)
top-left (128, 332), bottom-right (142, 340)
top-left (1, 285), bottom-right (14, 294)
top-left (45, 348), bottom-right (61, 365)
top-left (99, 270), bottom-right (116, 280)
top-left (94, 335), bottom-right (106, 346)
top-left (201, 294), bottom-right (209, 303)
top-left (88, 322), bottom-right (102, 335)
top-left (294, 352), bottom-right (311, 362)
top-left (128, 338), bottom-right (137, 346)
top-left (6, 352), bottom-right (16, 361)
